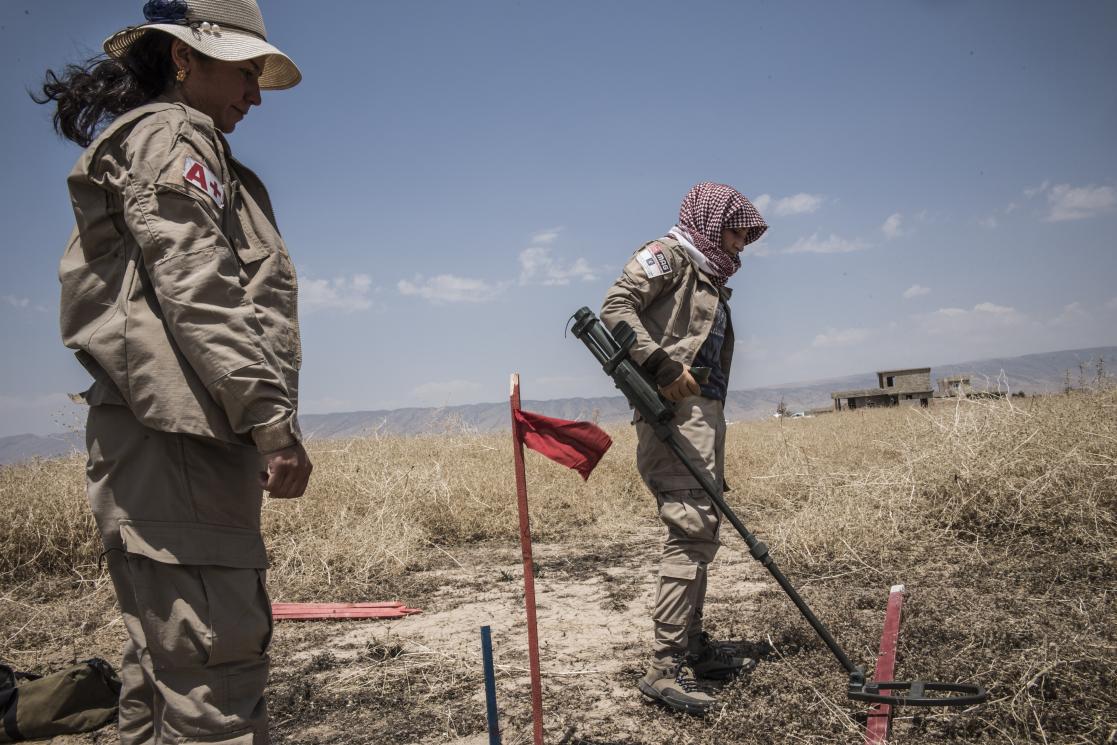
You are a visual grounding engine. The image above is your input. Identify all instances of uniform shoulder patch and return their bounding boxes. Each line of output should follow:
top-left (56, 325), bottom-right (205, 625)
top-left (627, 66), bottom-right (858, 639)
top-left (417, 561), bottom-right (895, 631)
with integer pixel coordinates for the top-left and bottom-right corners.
top-left (635, 241), bottom-right (673, 279)
top-left (183, 156), bottom-right (225, 208)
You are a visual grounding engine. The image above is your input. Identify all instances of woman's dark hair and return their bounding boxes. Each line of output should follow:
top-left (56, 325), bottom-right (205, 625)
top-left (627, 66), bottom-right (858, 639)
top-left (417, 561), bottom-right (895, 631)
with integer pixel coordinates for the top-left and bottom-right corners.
top-left (32, 31), bottom-right (176, 147)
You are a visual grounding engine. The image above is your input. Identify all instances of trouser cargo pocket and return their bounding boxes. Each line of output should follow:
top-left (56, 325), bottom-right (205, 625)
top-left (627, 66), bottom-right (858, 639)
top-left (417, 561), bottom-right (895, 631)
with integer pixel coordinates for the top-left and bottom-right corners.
top-left (654, 562), bottom-right (700, 627)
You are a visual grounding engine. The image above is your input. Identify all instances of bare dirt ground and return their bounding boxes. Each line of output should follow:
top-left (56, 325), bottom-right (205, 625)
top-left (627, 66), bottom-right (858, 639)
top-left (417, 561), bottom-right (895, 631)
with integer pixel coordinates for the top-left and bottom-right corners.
top-left (4, 528), bottom-right (1001, 745)
top-left (8, 529), bottom-right (783, 745)
top-left (262, 531), bottom-right (773, 745)
top-left (8, 521), bottom-right (1115, 744)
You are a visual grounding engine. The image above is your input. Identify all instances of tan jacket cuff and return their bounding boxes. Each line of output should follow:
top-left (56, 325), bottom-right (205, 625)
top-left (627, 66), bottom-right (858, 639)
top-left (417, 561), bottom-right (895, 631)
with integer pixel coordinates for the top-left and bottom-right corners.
top-left (252, 414), bottom-right (302, 453)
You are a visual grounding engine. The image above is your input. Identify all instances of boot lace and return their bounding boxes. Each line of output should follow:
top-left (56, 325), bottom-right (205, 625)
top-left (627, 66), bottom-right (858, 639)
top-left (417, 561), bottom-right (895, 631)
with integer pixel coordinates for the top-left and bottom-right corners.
top-left (673, 663), bottom-right (703, 693)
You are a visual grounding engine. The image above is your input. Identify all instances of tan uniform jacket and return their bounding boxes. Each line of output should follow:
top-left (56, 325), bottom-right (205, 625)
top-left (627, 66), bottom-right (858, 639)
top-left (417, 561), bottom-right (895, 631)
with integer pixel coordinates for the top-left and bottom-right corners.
top-left (60, 102), bottom-right (301, 453)
top-left (601, 236), bottom-right (734, 383)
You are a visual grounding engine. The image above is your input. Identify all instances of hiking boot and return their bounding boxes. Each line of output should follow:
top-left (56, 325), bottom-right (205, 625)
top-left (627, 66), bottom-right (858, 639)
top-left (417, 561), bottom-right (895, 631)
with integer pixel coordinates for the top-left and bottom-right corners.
top-left (688, 632), bottom-right (755, 680)
top-left (638, 656), bottom-right (717, 716)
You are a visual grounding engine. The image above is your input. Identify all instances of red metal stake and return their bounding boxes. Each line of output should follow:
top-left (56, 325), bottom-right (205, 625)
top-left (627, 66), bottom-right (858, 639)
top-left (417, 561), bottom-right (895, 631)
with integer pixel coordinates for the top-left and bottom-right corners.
top-left (510, 373), bottom-right (545, 745)
top-left (865, 584), bottom-right (905, 745)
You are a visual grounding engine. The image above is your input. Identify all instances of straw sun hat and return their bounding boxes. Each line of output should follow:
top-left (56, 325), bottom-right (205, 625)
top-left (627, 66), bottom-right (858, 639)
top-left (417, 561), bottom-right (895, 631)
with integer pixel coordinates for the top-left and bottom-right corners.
top-left (104, 0), bottom-right (301, 90)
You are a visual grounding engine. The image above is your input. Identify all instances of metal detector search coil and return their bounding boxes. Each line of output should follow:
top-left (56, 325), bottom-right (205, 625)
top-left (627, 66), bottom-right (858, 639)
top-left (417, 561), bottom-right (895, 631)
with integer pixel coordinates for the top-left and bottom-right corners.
top-left (569, 306), bottom-right (988, 709)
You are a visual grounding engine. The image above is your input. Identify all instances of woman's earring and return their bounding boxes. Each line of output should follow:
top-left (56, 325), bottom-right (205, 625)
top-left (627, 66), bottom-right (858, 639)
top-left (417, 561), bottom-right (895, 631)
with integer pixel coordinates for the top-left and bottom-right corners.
top-left (175, 68), bottom-right (187, 83)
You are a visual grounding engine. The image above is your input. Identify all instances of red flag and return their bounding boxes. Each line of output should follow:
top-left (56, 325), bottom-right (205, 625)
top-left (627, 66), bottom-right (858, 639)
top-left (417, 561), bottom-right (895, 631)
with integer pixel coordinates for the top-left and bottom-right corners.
top-left (512, 409), bottom-right (612, 480)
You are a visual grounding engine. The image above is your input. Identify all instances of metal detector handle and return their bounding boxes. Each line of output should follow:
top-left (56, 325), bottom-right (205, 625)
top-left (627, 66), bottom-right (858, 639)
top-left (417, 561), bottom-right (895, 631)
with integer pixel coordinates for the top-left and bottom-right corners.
top-left (849, 680), bottom-right (989, 708)
top-left (603, 322), bottom-right (637, 375)
top-left (569, 307), bottom-right (674, 425)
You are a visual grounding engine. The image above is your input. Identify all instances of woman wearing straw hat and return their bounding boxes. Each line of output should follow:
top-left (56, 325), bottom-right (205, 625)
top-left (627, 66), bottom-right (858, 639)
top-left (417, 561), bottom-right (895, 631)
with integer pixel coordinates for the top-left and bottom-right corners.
top-left (36, 1), bottom-right (310, 742)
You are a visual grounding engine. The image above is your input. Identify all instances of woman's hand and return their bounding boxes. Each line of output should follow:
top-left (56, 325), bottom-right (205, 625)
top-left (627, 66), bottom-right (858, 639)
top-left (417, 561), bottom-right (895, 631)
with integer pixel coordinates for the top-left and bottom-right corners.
top-left (261, 443), bottom-right (314, 499)
top-left (660, 368), bottom-right (700, 402)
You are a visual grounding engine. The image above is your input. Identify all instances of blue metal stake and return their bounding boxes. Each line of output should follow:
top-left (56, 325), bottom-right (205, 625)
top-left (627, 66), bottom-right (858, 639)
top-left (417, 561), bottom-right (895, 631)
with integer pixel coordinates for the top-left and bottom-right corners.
top-left (481, 625), bottom-right (501, 745)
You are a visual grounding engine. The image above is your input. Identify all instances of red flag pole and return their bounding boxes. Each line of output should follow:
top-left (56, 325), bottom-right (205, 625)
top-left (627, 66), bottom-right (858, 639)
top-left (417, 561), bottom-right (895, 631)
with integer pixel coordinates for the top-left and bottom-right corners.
top-left (510, 373), bottom-right (545, 745)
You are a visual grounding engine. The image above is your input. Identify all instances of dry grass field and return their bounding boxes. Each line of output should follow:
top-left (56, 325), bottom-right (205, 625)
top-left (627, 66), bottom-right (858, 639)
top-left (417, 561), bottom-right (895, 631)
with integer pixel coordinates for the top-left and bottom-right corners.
top-left (2, 386), bottom-right (1115, 744)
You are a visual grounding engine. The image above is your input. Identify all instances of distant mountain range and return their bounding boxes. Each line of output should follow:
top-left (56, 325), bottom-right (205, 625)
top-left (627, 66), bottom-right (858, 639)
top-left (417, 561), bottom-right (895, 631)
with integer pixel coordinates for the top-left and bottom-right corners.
top-left (0, 431), bottom-right (86, 467)
top-left (2, 345), bottom-right (1112, 466)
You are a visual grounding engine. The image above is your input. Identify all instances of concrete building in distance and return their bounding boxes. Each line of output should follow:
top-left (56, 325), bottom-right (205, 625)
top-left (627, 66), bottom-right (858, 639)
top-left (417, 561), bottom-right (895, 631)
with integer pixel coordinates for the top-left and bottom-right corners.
top-left (831, 367), bottom-right (934, 411)
top-left (938, 374), bottom-right (972, 397)
top-left (937, 373), bottom-right (1005, 399)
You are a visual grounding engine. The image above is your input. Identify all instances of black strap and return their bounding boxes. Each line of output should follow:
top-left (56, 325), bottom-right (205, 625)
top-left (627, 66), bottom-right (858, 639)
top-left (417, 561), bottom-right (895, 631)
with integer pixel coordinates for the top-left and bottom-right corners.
top-left (1, 686), bottom-right (22, 742)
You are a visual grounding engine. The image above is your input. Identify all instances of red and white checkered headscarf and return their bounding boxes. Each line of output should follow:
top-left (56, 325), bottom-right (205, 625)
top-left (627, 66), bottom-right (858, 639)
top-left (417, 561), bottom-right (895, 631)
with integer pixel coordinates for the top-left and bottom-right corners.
top-left (677, 182), bottom-right (768, 286)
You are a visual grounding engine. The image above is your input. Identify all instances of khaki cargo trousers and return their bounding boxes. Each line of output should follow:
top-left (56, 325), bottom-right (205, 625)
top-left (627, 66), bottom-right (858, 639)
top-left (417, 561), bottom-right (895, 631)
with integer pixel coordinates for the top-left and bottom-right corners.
top-left (635, 396), bottom-right (726, 662)
top-left (85, 405), bottom-right (273, 745)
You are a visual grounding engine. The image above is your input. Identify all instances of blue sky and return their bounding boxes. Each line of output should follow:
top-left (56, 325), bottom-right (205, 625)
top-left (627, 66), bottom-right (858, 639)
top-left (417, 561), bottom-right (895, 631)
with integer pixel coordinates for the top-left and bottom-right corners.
top-left (1, 1), bottom-right (1115, 436)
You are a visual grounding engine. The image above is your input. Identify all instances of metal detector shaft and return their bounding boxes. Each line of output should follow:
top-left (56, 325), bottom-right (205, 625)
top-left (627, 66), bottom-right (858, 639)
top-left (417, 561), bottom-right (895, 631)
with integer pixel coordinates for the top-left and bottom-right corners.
top-left (568, 305), bottom-right (860, 680)
top-left (570, 306), bottom-right (988, 708)
top-left (652, 422), bottom-right (862, 681)
top-left (660, 418), bottom-right (989, 706)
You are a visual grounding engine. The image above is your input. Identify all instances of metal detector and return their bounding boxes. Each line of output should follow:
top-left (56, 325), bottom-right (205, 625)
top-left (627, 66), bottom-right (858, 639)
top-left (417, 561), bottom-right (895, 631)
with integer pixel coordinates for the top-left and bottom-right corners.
top-left (569, 307), bottom-right (987, 709)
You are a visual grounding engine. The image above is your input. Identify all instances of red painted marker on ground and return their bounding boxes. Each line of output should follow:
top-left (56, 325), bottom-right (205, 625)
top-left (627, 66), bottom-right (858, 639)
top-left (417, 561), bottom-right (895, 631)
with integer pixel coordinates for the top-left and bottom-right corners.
top-left (865, 584), bottom-right (905, 744)
top-left (271, 602), bottom-right (421, 621)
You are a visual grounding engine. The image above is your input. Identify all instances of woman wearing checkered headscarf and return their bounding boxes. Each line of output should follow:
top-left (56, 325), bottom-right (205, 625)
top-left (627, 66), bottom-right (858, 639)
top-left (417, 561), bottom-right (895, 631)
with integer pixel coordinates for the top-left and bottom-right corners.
top-left (600, 181), bottom-right (768, 716)
top-left (672, 182), bottom-right (768, 287)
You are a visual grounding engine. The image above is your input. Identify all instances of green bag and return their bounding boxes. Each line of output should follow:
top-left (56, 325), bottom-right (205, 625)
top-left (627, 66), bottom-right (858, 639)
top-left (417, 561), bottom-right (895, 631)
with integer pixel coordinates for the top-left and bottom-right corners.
top-left (0, 659), bottom-right (120, 742)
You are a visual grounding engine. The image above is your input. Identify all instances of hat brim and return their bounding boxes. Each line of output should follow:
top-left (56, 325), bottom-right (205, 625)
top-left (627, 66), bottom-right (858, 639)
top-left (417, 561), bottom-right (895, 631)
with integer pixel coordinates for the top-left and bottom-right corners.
top-left (104, 24), bottom-right (301, 90)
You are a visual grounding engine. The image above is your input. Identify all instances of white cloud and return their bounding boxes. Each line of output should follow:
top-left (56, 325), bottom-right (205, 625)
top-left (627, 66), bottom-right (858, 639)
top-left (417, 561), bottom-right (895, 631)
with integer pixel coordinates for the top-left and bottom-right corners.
top-left (743, 235), bottom-right (774, 257)
top-left (774, 193), bottom-right (825, 216)
top-left (1045, 183), bottom-right (1117, 222)
top-left (771, 293), bottom-right (1115, 390)
top-left (1, 295), bottom-right (47, 313)
top-left (1049, 302), bottom-right (1090, 327)
top-left (978, 215), bottom-right (998, 229)
top-left (812, 327), bottom-right (872, 348)
top-left (973, 302), bottom-right (1015, 315)
top-left (1024, 181), bottom-right (1050, 199)
top-left (783, 232), bottom-right (869, 255)
top-left (300, 274), bottom-right (374, 312)
top-left (398, 274), bottom-right (505, 304)
top-left (904, 298), bottom-right (1117, 363)
top-left (903, 284), bottom-right (931, 299)
top-left (751, 193), bottom-right (824, 218)
top-left (1005, 202), bottom-right (1019, 214)
top-left (531, 228), bottom-right (561, 244)
top-left (735, 335), bottom-right (768, 361)
top-left (881, 212), bottom-right (903, 239)
top-left (411, 379), bottom-right (485, 405)
top-left (918, 302), bottom-right (1024, 337)
top-left (518, 246), bottom-right (597, 286)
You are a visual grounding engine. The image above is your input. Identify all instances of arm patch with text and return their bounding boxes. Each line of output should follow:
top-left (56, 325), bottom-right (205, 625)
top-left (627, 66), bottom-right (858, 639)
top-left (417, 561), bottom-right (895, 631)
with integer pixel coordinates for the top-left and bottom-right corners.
top-left (635, 242), bottom-right (672, 278)
top-left (183, 156), bottom-right (225, 208)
